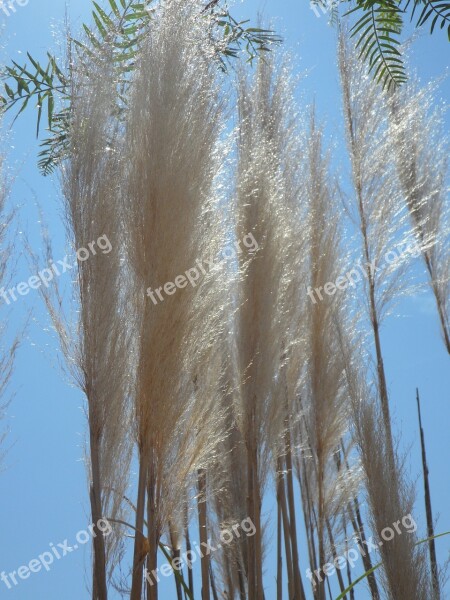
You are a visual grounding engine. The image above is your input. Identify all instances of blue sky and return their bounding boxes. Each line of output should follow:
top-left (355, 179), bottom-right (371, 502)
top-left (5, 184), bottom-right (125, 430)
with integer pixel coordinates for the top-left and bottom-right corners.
top-left (0, 1), bottom-right (449, 599)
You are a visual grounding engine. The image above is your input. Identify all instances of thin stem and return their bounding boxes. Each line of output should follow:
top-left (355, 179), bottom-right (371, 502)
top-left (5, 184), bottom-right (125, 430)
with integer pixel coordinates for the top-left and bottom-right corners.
top-left (277, 499), bottom-right (283, 600)
top-left (285, 422), bottom-right (306, 600)
top-left (197, 468), bottom-right (211, 600)
top-left (417, 388), bottom-right (440, 599)
top-left (130, 447), bottom-right (148, 600)
top-left (88, 426), bottom-right (108, 600)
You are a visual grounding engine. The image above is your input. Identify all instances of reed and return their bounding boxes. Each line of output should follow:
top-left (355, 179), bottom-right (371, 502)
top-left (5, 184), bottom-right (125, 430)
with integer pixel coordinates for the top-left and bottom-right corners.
top-left (388, 78), bottom-right (450, 353)
top-left (123, 2), bottom-right (229, 597)
top-left (13, 8), bottom-right (448, 600)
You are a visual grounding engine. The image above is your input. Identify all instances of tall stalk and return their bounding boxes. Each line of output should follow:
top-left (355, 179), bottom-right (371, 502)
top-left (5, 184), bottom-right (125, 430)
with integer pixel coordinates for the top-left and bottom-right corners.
top-left (39, 55), bottom-right (134, 599)
top-left (277, 457), bottom-right (295, 599)
top-left (89, 429), bottom-right (108, 600)
top-left (130, 451), bottom-right (147, 600)
top-left (284, 419), bottom-right (306, 600)
top-left (301, 109), bottom-right (354, 600)
top-left (124, 2), bottom-right (228, 597)
top-left (417, 389), bottom-right (440, 599)
top-left (197, 469), bottom-right (211, 600)
top-left (235, 48), bottom-right (309, 598)
top-left (337, 443), bottom-right (380, 600)
top-left (277, 499), bottom-right (283, 600)
top-left (338, 31), bottom-right (416, 467)
top-left (338, 320), bottom-right (432, 599)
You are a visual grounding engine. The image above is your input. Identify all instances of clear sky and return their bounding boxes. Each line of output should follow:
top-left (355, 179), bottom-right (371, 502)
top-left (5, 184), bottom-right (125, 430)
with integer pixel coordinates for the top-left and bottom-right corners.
top-left (0, 1), bottom-right (449, 599)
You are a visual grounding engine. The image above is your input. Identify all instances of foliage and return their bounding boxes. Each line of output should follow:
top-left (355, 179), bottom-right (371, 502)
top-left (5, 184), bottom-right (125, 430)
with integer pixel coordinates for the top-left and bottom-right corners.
top-left (346, 0), bottom-right (450, 90)
top-left (0, 0), bottom-right (281, 175)
top-left (347, 0), bottom-right (407, 90)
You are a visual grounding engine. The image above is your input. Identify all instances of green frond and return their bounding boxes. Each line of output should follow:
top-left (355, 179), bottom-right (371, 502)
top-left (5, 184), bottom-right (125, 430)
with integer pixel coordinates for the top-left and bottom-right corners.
top-left (411, 0), bottom-right (450, 38)
top-left (348, 0), bottom-right (407, 90)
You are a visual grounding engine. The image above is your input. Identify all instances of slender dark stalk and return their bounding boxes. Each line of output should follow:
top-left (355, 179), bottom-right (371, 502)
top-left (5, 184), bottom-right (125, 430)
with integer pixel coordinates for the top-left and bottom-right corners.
top-left (170, 525), bottom-right (183, 600)
top-left (197, 468), bottom-right (211, 600)
top-left (424, 256), bottom-right (450, 354)
top-left (299, 461), bottom-right (319, 600)
top-left (284, 423), bottom-right (306, 600)
top-left (338, 442), bottom-right (380, 600)
top-left (185, 504), bottom-right (195, 597)
top-left (326, 520), bottom-right (347, 598)
top-left (147, 449), bottom-right (158, 600)
top-left (317, 463), bottom-right (326, 600)
top-left (347, 561), bottom-right (354, 600)
top-left (344, 497), bottom-right (380, 600)
top-left (277, 457), bottom-right (294, 599)
top-left (342, 515), bottom-right (355, 600)
top-left (88, 428), bottom-right (108, 600)
top-left (277, 500), bottom-right (283, 600)
top-left (294, 400), bottom-right (319, 599)
top-left (237, 558), bottom-right (247, 600)
top-left (253, 439), bottom-right (264, 600)
top-left (351, 496), bottom-right (380, 600)
top-left (417, 388), bottom-right (440, 599)
top-left (209, 561), bottom-right (219, 600)
top-left (130, 449), bottom-right (147, 600)
top-left (370, 301), bottom-right (395, 462)
top-left (173, 547), bottom-right (183, 600)
top-left (247, 442), bottom-right (255, 600)
top-left (294, 441), bottom-right (319, 598)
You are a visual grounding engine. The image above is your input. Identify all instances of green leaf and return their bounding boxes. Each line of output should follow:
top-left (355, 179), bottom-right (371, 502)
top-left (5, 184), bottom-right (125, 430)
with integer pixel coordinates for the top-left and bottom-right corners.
top-left (17, 77), bottom-right (30, 95)
top-left (92, 11), bottom-right (108, 39)
top-left (13, 96), bottom-right (30, 122)
top-left (113, 50), bottom-right (137, 62)
top-left (349, 1), bottom-right (406, 90)
top-left (83, 24), bottom-right (103, 48)
top-left (72, 38), bottom-right (96, 58)
top-left (414, 0), bottom-right (450, 36)
top-left (36, 92), bottom-right (43, 137)
top-left (108, 0), bottom-right (121, 18)
top-left (47, 93), bottom-right (54, 129)
top-left (4, 84), bottom-right (14, 99)
top-left (123, 11), bottom-right (149, 20)
top-left (93, 2), bottom-right (115, 29)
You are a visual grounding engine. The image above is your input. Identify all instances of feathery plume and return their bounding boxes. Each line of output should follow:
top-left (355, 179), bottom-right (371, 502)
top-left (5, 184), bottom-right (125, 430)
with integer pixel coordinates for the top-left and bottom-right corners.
top-left (235, 52), bottom-right (308, 599)
top-left (123, 2), bottom-right (229, 596)
top-left (388, 77), bottom-right (450, 353)
top-left (338, 29), bottom-right (413, 461)
top-left (36, 53), bottom-right (135, 599)
top-left (299, 110), bottom-right (355, 600)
